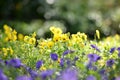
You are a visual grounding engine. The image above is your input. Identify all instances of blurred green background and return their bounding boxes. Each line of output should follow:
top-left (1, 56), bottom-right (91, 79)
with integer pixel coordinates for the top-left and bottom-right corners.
top-left (0, 0), bottom-right (120, 38)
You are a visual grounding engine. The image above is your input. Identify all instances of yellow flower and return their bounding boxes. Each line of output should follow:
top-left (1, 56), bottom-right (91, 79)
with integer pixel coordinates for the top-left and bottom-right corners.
top-left (61, 34), bottom-right (69, 42)
top-left (29, 38), bottom-right (36, 44)
top-left (3, 25), bottom-right (18, 41)
top-left (81, 33), bottom-right (87, 41)
top-left (12, 30), bottom-right (17, 35)
top-left (24, 36), bottom-right (29, 42)
top-left (79, 42), bottom-right (84, 47)
top-left (57, 58), bottom-right (61, 63)
top-left (47, 41), bottom-right (54, 48)
top-left (98, 60), bottom-right (105, 67)
top-left (7, 33), bottom-right (12, 39)
top-left (2, 47), bottom-right (13, 56)
top-left (50, 26), bottom-right (56, 33)
top-left (106, 36), bottom-right (112, 41)
top-left (38, 41), bottom-right (47, 49)
top-left (71, 34), bottom-right (83, 43)
top-left (18, 33), bottom-right (24, 40)
top-left (12, 34), bottom-right (17, 41)
top-left (96, 30), bottom-right (100, 39)
top-left (50, 26), bottom-right (62, 35)
top-left (114, 34), bottom-right (119, 40)
top-left (67, 40), bottom-right (72, 47)
top-left (32, 32), bottom-right (36, 38)
top-left (9, 47), bottom-right (13, 55)
top-left (3, 24), bottom-right (12, 33)
top-left (77, 32), bottom-right (87, 41)
top-left (2, 48), bottom-right (8, 56)
top-left (53, 34), bottom-right (61, 42)
top-left (40, 66), bottom-right (46, 71)
top-left (55, 27), bottom-right (62, 34)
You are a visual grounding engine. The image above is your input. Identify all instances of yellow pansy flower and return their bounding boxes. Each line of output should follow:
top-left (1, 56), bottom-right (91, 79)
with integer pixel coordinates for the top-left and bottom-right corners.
top-left (3, 24), bottom-right (12, 33)
top-left (9, 47), bottom-right (14, 55)
top-left (2, 47), bottom-right (13, 56)
top-left (32, 32), bottom-right (36, 38)
top-left (38, 41), bottom-right (47, 49)
top-left (96, 30), bottom-right (100, 39)
top-left (47, 41), bottom-right (54, 48)
top-left (2, 48), bottom-right (8, 56)
top-left (3, 25), bottom-right (18, 41)
top-left (40, 66), bottom-right (46, 71)
top-left (53, 34), bottom-right (61, 42)
top-left (18, 33), bottom-right (24, 40)
top-left (24, 36), bottom-right (30, 42)
top-left (50, 26), bottom-right (62, 35)
top-left (61, 34), bottom-right (69, 42)
top-left (29, 38), bottom-right (36, 44)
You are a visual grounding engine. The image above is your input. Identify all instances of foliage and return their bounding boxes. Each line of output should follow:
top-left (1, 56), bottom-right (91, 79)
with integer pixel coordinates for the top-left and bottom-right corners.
top-left (1, 0), bottom-right (120, 37)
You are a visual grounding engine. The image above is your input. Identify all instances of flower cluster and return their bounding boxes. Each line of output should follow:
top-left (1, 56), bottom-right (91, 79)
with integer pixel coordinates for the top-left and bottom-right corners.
top-left (3, 25), bottom-right (17, 42)
top-left (1, 25), bottom-right (120, 80)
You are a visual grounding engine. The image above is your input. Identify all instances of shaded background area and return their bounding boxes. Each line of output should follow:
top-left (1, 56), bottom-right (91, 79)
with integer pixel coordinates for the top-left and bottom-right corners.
top-left (0, 0), bottom-right (120, 38)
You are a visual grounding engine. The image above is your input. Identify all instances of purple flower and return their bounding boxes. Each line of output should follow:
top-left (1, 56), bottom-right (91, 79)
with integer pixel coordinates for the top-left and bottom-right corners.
top-left (87, 53), bottom-right (101, 62)
top-left (4, 60), bottom-right (9, 65)
top-left (66, 59), bottom-right (71, 66)
top-left (99, 69), bottom-right (108, 80)
top-left (63, 50), bottom-right (75, 56)
top-left (86, 61), bottom-right (93, 69)
top-left (57, 68), bottom-right (78, 80)
top-left (60, 58), bottom-right (64, 67)
top-left (72, 57), bottom-right (79, 66)
top-left (99, 69), bottom-right (106, 75)
top-left (16, 75), bottom-right (32, 80)
top-left (27, 68), bottom-right (38, 79)
top-left (110, 47), bottom-right (116, 53)
top-left (0, 69), bottom-right (8, 80)
top-left (106, 59), bottom-right (114, 67)
top-left (74, 57), bottom-right (79, 61)
top-left (117, 47), bottom-right (120, 52)
top-left (90, 44), bottom-right (100, 52)
top-left (40, 69), bottom-right (54, 79)
top-left (86, 75), bottom-right (96, 80)
top-left (36, 60), bottom-right (43, 69)
top-left (86, 62), bottom-right (97, 71)
top-left (0, 59), bottom-right (3, 63)
top-left (92, 66), bottom-right (97, 71)
top-left (29, 70), bottom-right (38, 79)
top-left (116, 76), bottom-right (120, 80)
top-left (9, 58), bottom-right (21, 68)
top-left (50, 53), bottom-right (58, 61)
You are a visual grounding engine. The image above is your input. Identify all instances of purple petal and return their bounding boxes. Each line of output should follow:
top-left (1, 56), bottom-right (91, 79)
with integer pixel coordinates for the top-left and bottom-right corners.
top-left (86, 75), bottom-right (96, 80)
top-left (36, 60), bottom-right (43, 69)
top-left (0, 69), bottom-right (8, 80)
top-left (40, 69), bottom-right (54, 79)
top-left (9, 58), bottom-right (21, 68)
top-left (106, 59), bottom-right (114, 67)
top-left (60, 58), bottom-right (64, 67)
top-left (87, 53), bottom-right (101, 62)
top-left (110, 47), bottom-right (116, 53)
top-left (90, 44), bottom-right (100, 52)
top-left (117, 47), bottom-right (120, 51)
top-left (16, 75), bottom-right (32, 80)
top-left (63, 50), bottom-right (75, 56)
top-left (50, 53), bottom-right (58, 61)
top-left (57, 67), bottom-right (78, 80)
